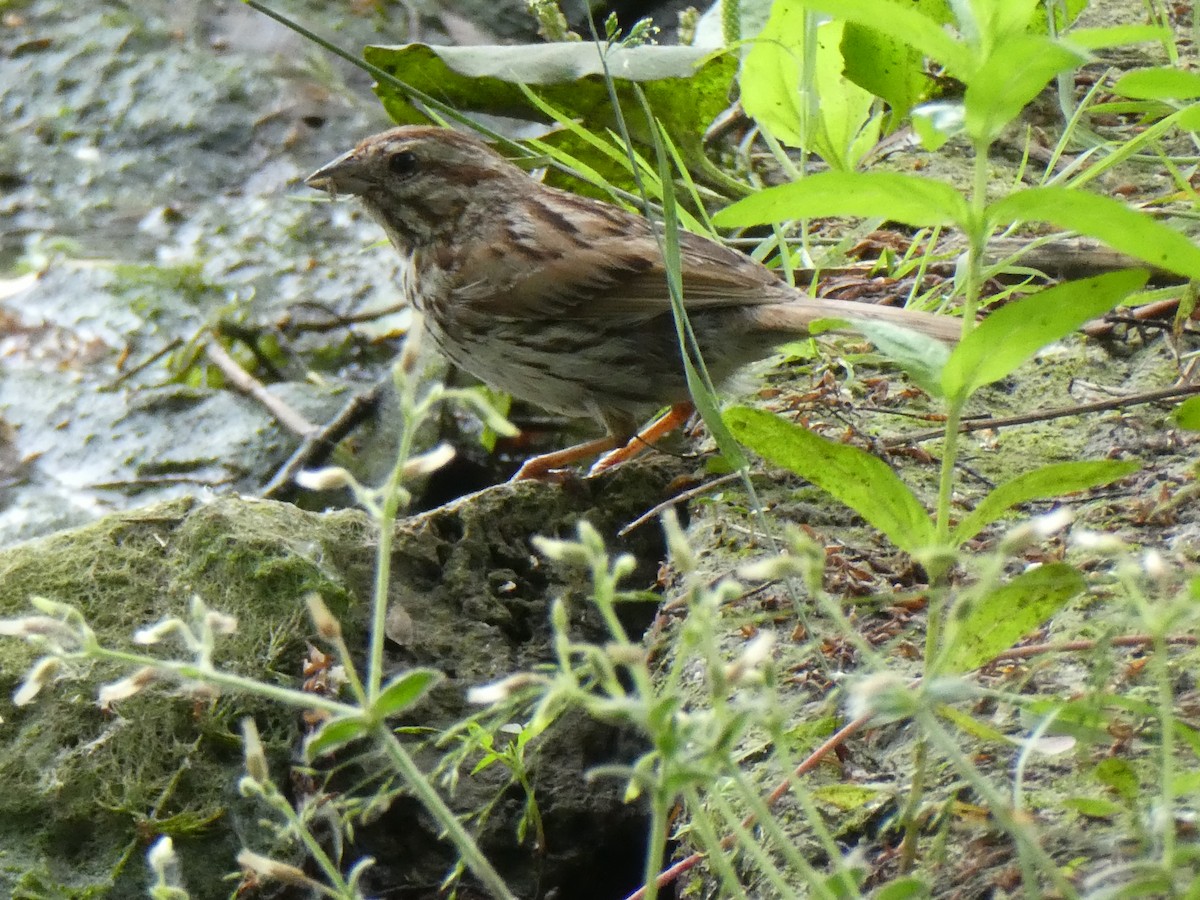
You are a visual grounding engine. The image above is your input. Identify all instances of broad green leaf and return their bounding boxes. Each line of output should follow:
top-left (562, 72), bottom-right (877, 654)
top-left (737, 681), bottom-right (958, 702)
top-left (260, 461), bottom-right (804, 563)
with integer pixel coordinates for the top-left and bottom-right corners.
top-left (1062, 797), bottom-right (1122, 818)
top-left (1020, 697), bottom-right (1115, 746)
top-left (1094, 758), bottom-right (1139, 801)
top-left (1180, 105), bottom-right (1200, 132)
top-left (842, 21), bottom-right (934, 123)
top-left (810, 22), bottom-right (883, 170)
top-left (374, 668), bottom-right (443, 719)
top-left (794, 0), bottom-right (973, 79)
top-left (940, 705), bottom-right (1011, 743)
top-left (714, 171), bottom-right (970, 230)
top-left (988, 188), bottom-right (1200, 280)
top-left (740, 0), bottom-right (807, 146)
top-left (1066, 25), bottom-right (1172, 52)
top-left (741, 9), bottom-right (879, 169)
top-left (1172, 396), bottom-right (1200, 430)
top-left (724, 406), bottom-right (936, 553)
top-left (964, 35), bottom-right (1087, 144)
top-left (1171, 771), bottom-right (1200, 794)
top-left (939, 563), bottom-right (1083, 673)
top-left (970, 0), bottom-right (1040, 50)
top-left (364, 43), bottom-right (738, 194)
top-left (953, 460), bottom-right (1139, 544)
top-left (823, 866), bottom-right (868, 898)
top-left (848, 320), bottom-right (952, 398)
top-left (941, 270), bottom-right (1148, 399)
top-left (874, 877), bottom-right (932, 900)
top-left (812, 784), bottom-right (885, 810)
top-left (1113, 67), bottom-right (1200, 100)
top-left (305, 716), bottom-right (370, 761)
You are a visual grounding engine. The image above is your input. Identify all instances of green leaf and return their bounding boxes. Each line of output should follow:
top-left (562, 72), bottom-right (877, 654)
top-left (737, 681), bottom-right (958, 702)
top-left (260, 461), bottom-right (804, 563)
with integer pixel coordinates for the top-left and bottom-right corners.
top-left (988, 187), bottom-right (1200, 280)
top-left (953, 460), bottom-right (1140, 544)
top-left (714, 171), bottom-right (971, 230)
top-left (939, 563), bottom-right (1083, 673)
top-left (1113, 67), bottom-right (1200, 100)
top-left (941, 270), bottom-right (1148, 399)
top-left (1065, 25), bottom-right (1172, 52)
top-left (739, 0), bottom-right (807, 146)
top-left (912, 101), bottom-right (963, 150)
top-left (823, 866), bottom-right (868, 899)
top-left (793, 0), bottom-right (973, 79)
top-left (847, 319), bottom-right (952, 398)
top-left (724, 406), bottom-right (936, 553)
top-left (939, 704), bottom-right (1011, 743)
top-left (973, 0), bottom-right (1041, 43)
top-left (305, 716), bottom-right (370, 761)
top-left (1172, 396), bottom-right (1200, 431)
top-left (873, 876), bottom-right (932, 900)
top-left (1180, 105), bottom-right (1200, 132)
top-left (1094, 758), bottom-right (1139, 801)
top-left (1062, 796), bottom-right (1123, 818)
top-left (363, 43), bottom-right (738, 195)
top-left (812, 783), bottom-right (884, 810)
top-left (841, 23), bottom-right (932, 122)
top-left (373, 668), bottom-right (444, 719)
top-left (808, 21), bottom-right (883, 170)
top-left (1020, 697), bottom-right (1114, 746)
top-left (964, 36), bottom-right (1088, 144)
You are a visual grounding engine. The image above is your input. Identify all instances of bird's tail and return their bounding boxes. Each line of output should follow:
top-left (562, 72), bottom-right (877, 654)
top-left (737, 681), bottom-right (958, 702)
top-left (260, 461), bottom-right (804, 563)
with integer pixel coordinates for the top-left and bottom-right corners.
top-left (748, 298), bottom-right (962, 344)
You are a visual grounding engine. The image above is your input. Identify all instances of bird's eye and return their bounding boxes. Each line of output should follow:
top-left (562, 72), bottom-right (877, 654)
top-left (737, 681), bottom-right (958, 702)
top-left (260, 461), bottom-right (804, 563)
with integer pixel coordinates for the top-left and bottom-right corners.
top-left (388, 151), bottom-right (419, 178)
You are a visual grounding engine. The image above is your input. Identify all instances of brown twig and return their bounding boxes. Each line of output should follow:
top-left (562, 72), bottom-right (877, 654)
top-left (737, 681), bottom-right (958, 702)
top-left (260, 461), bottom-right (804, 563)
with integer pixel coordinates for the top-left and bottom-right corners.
top-left (104, 337), bottom-right (184, 389)
top-left (885, 382), bottom-right (1200, 447)
top-left (205, 340), bottom-right (316, 437)
top-left (1082, 298), bottom-right (1185, 337)
top-left (275, 300), bottom-right (408, 334)
top-left (618, 473), bottom-right (742, 536)
top-left (989, 633), bottom-right (1197, 662)
top-left (261, 380), bottom-right (387, 500)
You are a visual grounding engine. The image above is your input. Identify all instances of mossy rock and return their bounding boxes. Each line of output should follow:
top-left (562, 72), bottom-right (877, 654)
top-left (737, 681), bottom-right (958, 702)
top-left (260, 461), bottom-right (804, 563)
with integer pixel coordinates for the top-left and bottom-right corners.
top-left (0, 462), bottom-right (677, 898)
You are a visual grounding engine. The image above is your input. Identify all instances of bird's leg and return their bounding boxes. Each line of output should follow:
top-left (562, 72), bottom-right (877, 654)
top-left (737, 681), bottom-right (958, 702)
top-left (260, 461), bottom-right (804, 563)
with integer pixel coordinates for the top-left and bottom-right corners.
top-left (510, 434), bottom-right (623, 482)
top-left (588, 402), bottom-right (695, 477)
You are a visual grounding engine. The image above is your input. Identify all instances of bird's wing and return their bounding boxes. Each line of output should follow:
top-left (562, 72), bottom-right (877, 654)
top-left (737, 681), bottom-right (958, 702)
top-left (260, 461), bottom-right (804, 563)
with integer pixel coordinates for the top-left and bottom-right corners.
top-left (448, 193), bottom-right (788, 320)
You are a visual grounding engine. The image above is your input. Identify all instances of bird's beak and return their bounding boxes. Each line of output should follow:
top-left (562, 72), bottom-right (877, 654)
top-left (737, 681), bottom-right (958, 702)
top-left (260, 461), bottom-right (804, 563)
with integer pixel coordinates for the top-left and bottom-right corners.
top-left (305, 148), bottom-right (373, 196)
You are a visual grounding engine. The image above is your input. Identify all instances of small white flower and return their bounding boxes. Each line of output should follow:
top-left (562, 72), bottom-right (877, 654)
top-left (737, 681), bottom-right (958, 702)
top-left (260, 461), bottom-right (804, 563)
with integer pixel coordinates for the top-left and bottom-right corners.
top-left (294, 467), bottom-right (356, 492)
top-left (98, 666), bottom-right (160, 710)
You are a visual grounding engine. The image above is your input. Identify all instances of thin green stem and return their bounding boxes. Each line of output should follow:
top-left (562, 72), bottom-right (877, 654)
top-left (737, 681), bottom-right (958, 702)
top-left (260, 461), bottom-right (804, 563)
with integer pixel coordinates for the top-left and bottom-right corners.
top-left (639, 796), bottom-right (670, 900)
top-left (278, 790), bottom-right (354, 896)
top-left (367, 451), bottom-right (409, 702)
top-left (919, 708), bottom-right (1079, 898)
top-left (897, 737), bottom-right (927, 873)
top-left (708, 786), bottom-right (800, 900)
top-left (929, 138), bottom-right (989, 592)
top-left (727, 768), bottom-right (838, 899)
top-left (682, 787), bottom-right (749, 899)
top-left (366, 368), bottom-right (424, 702)
top-left (377, 727), bottom-right (518, 900)
top-left (329, 630), bottom-right (369, 708)
top-left (91, 647), bottom-right (359, 717)
top-left (1121, 566), bottom-right (1178, 877)
top-left (1153, 629), bottom-right (1177, 877)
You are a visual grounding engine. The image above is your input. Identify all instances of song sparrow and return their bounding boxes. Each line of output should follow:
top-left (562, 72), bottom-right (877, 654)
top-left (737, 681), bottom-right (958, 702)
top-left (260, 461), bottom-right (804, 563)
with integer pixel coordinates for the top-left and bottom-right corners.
top-left (306, 126), bottom-right (960, 480)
